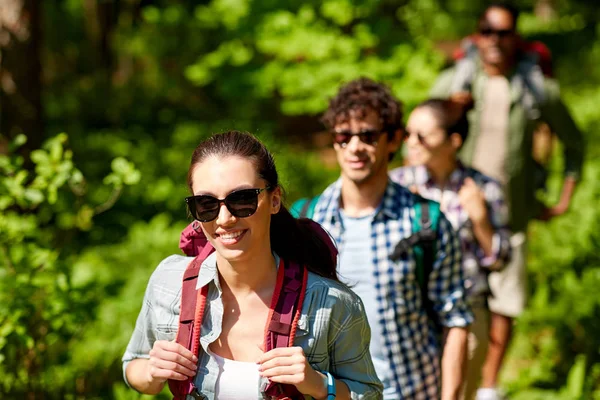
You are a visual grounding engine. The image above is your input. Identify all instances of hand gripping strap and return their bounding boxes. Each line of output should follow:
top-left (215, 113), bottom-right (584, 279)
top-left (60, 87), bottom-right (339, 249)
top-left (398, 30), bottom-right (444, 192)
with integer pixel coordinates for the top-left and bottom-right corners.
top-left (168, 255), bottom-right (210, 400)
top-left (263, 258), bottom-right (308, 400)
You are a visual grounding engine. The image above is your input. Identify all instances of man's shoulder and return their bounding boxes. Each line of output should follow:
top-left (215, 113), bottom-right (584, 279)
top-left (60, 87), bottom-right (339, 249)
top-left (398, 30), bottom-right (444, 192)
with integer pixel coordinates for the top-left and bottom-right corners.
top-left (387, 179), bottom-right (419, 202)
top-left (429, 67), bottom-right (458, 97)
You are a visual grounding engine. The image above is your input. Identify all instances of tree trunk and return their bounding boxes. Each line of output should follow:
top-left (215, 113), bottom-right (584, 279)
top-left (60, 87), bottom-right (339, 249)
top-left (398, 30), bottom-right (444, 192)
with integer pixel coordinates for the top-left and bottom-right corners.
top-left (0, 0), bottom-right (43, 153)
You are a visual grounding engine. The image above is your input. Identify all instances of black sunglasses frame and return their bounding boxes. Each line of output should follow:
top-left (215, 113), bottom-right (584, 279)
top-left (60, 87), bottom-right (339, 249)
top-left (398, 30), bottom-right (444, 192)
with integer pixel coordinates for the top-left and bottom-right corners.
top-left (332, 129), bottom-right (386, 148)
top-left (185, 187), bottom-right (270, 222)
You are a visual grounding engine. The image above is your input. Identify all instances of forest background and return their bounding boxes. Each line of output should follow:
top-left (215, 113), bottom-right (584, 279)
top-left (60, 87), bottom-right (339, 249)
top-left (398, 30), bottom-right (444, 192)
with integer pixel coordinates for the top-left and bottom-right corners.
top-left (1, 0), bottom-right (599, 399)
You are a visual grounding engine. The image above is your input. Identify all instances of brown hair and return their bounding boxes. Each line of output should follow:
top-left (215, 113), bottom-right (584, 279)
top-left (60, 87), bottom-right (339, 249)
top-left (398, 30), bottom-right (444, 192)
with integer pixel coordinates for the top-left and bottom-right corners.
top-left (322, 77), bottom-right (403, 141)
top-left (415, 99), bottom-right (472, 144)
top-left (187, 130), bottom-right (338, 281)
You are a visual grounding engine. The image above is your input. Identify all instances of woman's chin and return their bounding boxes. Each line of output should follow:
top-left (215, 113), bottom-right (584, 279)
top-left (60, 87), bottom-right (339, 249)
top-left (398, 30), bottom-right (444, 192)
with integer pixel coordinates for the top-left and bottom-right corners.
top-left (408, 155), bottom-right (428, 166)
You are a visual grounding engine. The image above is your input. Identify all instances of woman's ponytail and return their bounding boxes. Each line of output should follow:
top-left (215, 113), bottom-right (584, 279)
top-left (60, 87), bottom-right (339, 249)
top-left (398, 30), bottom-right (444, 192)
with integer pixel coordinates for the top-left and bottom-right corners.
top-left (270, 206), bottom-right (338, 281)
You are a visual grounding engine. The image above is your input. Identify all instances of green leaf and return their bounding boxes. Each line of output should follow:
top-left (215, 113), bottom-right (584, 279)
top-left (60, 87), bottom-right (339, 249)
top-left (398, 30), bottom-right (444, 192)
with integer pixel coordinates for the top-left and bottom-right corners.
top-left (565, 355), bottom-right (587, 399)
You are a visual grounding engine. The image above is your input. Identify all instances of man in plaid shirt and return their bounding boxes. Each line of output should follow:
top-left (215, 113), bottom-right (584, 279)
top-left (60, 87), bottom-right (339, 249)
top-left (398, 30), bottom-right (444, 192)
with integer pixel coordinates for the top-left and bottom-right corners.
top-left (294, 78), bottom-right (473, 399)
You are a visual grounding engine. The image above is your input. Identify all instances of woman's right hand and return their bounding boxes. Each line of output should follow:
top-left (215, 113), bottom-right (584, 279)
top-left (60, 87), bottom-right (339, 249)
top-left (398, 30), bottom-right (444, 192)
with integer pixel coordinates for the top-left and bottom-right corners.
top-left (147, 340), bottom-right (199, 383)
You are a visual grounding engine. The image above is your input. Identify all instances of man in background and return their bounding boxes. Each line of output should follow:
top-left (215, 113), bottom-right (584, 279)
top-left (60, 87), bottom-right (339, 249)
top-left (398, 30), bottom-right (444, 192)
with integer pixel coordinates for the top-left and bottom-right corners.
top-left (293, 77), bottom-right (473, 399)
top-left (430, 3), bottom-right (584, 399)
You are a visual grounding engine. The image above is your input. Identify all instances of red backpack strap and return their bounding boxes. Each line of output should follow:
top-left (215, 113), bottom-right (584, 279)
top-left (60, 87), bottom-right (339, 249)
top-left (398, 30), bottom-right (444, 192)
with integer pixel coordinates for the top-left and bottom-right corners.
top-left (263, 258), bottom-right (309, 399)
top-left (168, 252), bottom-right (213, 400)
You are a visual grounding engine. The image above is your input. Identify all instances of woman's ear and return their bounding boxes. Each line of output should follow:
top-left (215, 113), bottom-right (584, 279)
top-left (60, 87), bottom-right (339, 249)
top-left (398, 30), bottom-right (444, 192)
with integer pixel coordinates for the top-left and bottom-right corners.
top-left (270, 187), bottom-right (282, 214)
top-left (450, 132), bottom-right (463, 151)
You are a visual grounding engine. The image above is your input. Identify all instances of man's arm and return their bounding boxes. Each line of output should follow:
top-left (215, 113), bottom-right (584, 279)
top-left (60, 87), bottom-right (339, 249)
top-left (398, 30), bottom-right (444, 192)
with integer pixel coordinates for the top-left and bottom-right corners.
top-left (539, 80), bottom-right (585, 219)
top-left (441, 327), bottom-right (469, 400)
top-left (428, 215), bottom-right (473, 400)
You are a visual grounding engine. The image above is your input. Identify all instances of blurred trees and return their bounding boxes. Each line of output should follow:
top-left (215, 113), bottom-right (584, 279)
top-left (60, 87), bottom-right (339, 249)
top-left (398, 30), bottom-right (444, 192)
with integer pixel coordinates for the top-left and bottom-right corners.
top-left (0, 0), bottom-right (43, 153)
top-left (0, 0), bottom-right (599, 398)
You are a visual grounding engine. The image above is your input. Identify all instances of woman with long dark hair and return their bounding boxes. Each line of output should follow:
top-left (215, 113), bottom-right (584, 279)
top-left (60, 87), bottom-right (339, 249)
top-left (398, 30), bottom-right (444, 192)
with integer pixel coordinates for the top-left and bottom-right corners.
top-left (390, 99), bottom-right (511, 400)
top-left (123, 131), bottom-right (382, 399)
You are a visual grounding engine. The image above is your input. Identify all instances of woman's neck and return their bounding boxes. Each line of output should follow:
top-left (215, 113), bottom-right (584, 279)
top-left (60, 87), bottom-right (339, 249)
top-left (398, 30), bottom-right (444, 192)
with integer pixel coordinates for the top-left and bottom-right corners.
top-left (340, 170), bottom-right (388, 217)
top-left (216, 249), bottom-right (277, 296)
top-left (426, 158), bottom-right (459, 186)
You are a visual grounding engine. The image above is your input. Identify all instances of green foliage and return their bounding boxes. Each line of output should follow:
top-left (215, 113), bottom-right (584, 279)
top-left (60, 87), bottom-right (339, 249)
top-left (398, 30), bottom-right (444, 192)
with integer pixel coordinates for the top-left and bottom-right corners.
top-left (4, 0), bottom-right (599, 398)
top-left (0, 134), bottom-right (139, 398)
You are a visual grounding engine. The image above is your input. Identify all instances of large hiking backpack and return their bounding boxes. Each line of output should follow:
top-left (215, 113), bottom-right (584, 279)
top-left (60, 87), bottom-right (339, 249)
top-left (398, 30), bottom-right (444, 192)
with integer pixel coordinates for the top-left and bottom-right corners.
top-left (452, 34), bottom-right (553, 77)
top-left (291, 196), bottom-right (442, 332)
top-left (449, 35), bottom-right (550, 120)
top-left (450, 35), bottom-right (554, 191)
top-left (172, 222), bottom-right (318, 400)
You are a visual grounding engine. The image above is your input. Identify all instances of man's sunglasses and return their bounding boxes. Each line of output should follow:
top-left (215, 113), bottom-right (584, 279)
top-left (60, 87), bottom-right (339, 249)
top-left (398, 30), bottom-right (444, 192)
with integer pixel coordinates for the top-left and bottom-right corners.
top-left (479, 27), bottom-right (514, 38)
top-left (185, 187), bottom-right (269, 222)
top-left (332, 129), bottom-right (386, 147)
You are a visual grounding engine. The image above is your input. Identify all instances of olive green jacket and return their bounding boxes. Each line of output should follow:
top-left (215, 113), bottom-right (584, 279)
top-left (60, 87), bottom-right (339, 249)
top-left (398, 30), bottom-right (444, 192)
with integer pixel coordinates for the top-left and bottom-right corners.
top-left (430, 66), bottom-right (584, 231)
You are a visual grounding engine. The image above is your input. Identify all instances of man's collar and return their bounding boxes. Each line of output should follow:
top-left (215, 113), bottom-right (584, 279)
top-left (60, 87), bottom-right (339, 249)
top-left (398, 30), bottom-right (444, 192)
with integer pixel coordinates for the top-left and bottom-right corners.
top-left (322, 177), bottom-right (399, 222)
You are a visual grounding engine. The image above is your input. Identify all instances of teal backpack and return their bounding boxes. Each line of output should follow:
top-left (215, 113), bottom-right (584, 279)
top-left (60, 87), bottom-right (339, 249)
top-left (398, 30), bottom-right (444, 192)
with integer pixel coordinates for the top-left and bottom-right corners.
top-left (291, 195), bottom-right (442, 330)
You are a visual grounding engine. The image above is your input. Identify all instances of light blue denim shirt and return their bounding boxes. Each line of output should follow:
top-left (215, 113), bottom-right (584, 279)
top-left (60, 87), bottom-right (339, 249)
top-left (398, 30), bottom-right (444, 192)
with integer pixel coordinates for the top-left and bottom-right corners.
top-left (122, 252), bottom-right (383, 399)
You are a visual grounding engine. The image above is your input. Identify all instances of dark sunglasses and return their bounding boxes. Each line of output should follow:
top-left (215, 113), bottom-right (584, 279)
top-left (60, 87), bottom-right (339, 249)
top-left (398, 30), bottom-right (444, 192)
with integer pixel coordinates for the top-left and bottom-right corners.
top-left (332, 129), bottom-right (386, 147)
top-left (185, 187), bottom-right (269, 222)
top-left (479, 27), bottom-right (514, 38)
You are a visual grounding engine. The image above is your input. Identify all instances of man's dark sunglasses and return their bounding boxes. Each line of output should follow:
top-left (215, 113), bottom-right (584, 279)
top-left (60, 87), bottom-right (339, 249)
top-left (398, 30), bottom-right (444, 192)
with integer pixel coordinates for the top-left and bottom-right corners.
top-left (332, 129), bottom-right (386, 147)
top-left (185, 187), bottom-right (269, 222)
top-left (479, 27), bottom-right (514, 38)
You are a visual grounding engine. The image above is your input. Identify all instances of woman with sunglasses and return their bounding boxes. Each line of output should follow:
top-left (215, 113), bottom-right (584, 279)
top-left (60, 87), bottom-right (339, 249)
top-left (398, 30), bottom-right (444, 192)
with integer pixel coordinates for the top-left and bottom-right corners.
top-left (389, 99), bottom-right (511, 400)
top-left (122, 131), bottom-right (382, 399)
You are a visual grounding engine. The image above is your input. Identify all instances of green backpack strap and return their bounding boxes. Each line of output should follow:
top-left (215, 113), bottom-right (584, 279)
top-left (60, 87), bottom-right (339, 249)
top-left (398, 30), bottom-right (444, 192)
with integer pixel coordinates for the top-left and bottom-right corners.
top-left (412, 198), bottom-right (441, 288)
top-left (411, 197), bottom-right (441, 330)
top-left (290, 196), bottom-right (320, 219)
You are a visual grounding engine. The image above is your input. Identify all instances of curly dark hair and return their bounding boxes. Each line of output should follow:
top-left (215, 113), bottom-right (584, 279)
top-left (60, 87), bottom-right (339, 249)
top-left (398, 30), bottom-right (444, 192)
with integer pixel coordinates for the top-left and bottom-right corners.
top-left (321, 77), bottom-right (404, 140)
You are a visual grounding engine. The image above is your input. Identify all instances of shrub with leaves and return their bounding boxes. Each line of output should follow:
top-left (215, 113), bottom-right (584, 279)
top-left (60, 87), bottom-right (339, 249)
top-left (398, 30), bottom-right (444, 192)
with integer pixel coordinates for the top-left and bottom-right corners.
top-left (0, 134), bottom-right (139, 398)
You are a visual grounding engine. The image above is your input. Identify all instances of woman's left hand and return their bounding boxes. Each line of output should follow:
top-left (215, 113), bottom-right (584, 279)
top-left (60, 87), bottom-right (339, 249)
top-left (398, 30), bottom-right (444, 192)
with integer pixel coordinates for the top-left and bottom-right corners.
top-left (258, 346), bottom-right (327, 399)
top-left (458, 177), bottom-right (488, 225)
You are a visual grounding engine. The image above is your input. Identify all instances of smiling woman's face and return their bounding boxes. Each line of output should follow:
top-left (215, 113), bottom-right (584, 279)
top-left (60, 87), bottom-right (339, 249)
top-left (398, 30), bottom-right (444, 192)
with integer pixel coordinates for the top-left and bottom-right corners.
top-left (190, 155), bottom-right (281, 264)
top-left (405, 107), bottom-right (456, 167)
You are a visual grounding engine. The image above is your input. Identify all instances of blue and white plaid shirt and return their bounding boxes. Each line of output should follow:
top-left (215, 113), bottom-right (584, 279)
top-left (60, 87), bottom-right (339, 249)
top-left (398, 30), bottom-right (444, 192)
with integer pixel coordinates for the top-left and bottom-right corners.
top-left (311, 179), bottom-right (473, 399)
top-left (390, 164), bottom-right (512, 299)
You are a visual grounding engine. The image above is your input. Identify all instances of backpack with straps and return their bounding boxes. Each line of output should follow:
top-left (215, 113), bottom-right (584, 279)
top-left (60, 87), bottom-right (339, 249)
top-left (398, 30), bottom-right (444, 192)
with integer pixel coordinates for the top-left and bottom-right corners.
top-left (171, 222), bottom-right (311, 400)
top-left (290, 195), bottom-right (442, 332)
top-left (449, 36), bottom-right (548, 120)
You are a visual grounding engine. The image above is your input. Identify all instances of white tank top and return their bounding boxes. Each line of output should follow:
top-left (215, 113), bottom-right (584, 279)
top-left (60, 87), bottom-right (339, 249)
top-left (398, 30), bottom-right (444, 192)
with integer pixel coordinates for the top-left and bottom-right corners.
top-left (208, 349), bottom-right (260, 399)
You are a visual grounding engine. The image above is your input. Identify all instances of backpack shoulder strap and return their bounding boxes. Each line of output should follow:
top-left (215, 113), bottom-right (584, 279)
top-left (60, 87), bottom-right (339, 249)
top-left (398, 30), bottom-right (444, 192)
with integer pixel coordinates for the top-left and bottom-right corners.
top-left (290, 196), bottom-right (320, 219)
top-left (390, 197), bottom-right (441, 331)
top-left (389, 196), bottom-right (439, 264)
top-left (263, 258), bottom-right (308, 399)
top-left (412, 197), bottom-right (440, 288)
top-left (265, 258), bottom-right (309, 348)
top-left (449, 54), bottom-right (478, 94)
top-left (168, 250), bottom-right (213, 399)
